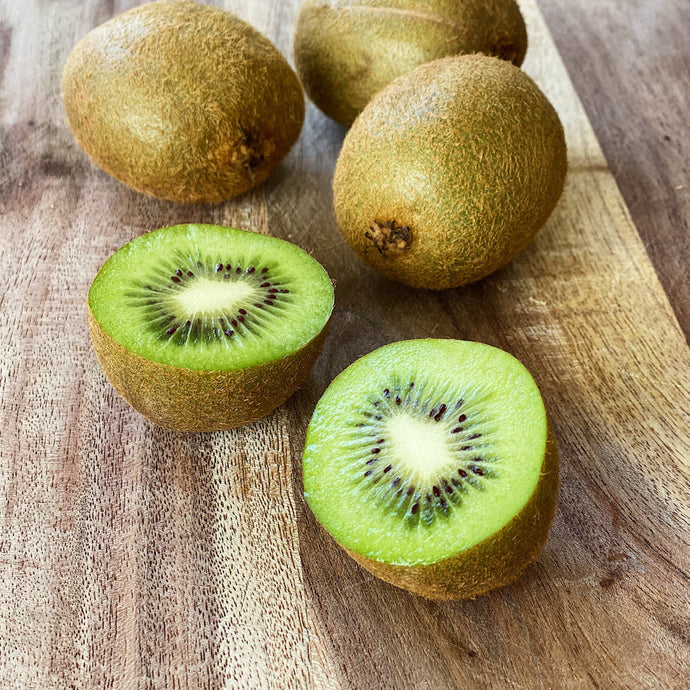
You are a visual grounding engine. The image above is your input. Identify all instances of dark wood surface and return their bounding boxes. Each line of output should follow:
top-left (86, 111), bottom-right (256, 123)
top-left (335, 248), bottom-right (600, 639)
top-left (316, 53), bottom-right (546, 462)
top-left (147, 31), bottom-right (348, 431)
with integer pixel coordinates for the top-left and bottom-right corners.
top-left (0, 1), bottom-right (688, 688)
top-left (539, 0), bottom-right (689, 338)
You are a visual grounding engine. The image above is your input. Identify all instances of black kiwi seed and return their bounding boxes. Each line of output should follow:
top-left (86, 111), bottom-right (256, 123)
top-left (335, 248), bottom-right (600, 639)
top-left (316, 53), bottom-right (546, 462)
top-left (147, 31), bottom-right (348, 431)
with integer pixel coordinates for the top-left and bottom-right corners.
top-left (130, 255), bottom-right (291, 344)
top-left (351, 379), bottom-right (496, 526)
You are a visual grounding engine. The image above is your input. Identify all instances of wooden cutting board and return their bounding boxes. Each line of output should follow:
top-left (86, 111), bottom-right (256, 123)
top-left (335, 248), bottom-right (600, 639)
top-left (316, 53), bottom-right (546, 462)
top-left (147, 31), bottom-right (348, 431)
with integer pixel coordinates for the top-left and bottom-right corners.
top-left (1, 1), bottom-right (688, 687)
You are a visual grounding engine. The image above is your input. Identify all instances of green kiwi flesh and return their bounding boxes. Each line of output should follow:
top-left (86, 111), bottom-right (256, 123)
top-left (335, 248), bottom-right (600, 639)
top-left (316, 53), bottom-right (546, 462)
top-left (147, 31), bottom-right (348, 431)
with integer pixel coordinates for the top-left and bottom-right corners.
top-left (333, 54), bottom-right (567, 289)
top-left (62, 1), bottom-right (304, 203)
top-left (88, 224), bottom-right (334, 431)
top-left (302, 339), bottom-right (559, 599)
top-left (294, 0), bottom-right (527, 126)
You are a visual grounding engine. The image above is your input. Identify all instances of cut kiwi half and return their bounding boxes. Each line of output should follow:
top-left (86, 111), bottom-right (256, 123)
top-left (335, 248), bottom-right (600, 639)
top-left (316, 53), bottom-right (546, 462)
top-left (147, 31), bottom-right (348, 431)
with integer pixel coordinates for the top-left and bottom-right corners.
top-left (88, 224), bottom-right (334, 431)
top-left (302, 339), bottom-right (559, 599)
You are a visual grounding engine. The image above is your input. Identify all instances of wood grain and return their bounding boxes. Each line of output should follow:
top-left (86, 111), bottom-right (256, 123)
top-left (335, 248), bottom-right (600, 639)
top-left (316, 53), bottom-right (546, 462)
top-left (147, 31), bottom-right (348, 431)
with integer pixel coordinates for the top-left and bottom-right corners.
top-left (1, 1), bottom-right (689, 688)
top-left (538, 0), bottom-right (690, 340)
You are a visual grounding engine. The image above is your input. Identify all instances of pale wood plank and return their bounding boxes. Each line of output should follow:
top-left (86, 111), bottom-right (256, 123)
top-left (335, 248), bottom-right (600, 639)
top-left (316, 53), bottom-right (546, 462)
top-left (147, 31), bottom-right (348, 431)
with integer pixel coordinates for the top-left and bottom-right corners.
top-left (538, 0), bottom-right (690, 338)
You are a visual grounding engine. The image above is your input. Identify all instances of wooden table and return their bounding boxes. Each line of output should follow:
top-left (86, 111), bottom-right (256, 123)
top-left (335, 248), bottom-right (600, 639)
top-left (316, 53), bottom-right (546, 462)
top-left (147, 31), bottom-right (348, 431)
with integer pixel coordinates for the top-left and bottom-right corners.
top-left (1, 1), bottom-right (688, 688)
top-left (540, 0), bottom-right (689, 341)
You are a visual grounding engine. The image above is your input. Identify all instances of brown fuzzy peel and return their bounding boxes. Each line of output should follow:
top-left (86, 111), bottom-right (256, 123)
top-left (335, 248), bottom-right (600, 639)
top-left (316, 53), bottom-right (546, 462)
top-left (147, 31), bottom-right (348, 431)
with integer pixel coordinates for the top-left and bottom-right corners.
top-left (62, 1), bottom-right (304, 204)
top-left (333, 54), bottom-right (568, 290)
top-left (87, 305), bottom-right (329, 432)
top-left (295, 0), bottom-right (528, 126)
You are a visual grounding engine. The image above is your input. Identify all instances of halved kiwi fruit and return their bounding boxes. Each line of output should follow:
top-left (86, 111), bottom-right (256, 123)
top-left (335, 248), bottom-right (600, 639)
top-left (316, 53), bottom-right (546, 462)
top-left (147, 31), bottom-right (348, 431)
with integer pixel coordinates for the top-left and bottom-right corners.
top-left (88, 224), bottom-right (334, 431)
top-left (62, 1), bottom-right (304, 203)
top-left (333, 54), bottom-right (568, 289)
top-left (303, 339), bottom-right (559, 599)
top-left (294, 0), bottom-right (528, 126)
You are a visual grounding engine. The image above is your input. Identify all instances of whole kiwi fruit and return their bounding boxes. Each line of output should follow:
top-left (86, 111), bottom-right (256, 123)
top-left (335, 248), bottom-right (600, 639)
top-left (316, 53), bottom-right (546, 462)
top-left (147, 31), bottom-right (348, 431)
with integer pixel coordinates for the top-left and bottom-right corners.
top-left (87, 224), bottom-right (334, 431)
top-left (303, 339), bottom-right (559, 599)
top-left (294, 0), bottom-right (528, 126)
top-left (333, 54), bottom-right (567, 289)
top-left (61, 1), bottom-right (305, 204)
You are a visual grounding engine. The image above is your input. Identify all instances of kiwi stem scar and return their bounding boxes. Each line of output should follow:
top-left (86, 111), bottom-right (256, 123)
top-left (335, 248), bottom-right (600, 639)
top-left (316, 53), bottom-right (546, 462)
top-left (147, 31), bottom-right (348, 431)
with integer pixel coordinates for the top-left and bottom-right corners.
top-left (365, 220), bottom-right (413, 257)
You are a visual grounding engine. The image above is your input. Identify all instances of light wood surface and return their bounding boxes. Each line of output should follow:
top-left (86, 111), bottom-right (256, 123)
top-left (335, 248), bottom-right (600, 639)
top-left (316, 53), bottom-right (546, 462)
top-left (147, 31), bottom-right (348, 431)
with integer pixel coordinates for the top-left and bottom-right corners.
top-left (539, 0), bottom-right (690, 339)
top-left (1, 1), bottom-right (689, 688)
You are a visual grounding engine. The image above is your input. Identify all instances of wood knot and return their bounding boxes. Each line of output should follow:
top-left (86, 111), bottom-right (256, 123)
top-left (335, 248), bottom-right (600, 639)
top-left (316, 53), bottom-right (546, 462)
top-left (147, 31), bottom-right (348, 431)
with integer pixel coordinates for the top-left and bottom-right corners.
top-left (365, 220), bottom-right (413, 257)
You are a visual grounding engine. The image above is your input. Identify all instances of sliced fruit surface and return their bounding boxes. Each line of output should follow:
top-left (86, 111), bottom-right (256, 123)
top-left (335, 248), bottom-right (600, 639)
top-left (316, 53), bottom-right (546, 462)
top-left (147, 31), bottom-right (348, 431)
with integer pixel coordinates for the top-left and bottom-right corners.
top-left (303, 339), bottom-right (550, 565)
top-left (88, 224), bottom-right (334, 371)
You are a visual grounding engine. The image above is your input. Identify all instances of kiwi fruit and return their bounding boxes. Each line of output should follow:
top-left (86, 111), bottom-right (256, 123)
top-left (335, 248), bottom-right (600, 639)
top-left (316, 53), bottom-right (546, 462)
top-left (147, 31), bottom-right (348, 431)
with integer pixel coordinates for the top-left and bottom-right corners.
top-left (61, 1), bottom-right (304, 204)
top-left (87, 224), bottom-right (334, 431)
top-left (302, 339), bottom-right (559, 599)
top-left (294, 0), bottom-right (528, 126)
top-left (333, 54), bottom-right (567, 289)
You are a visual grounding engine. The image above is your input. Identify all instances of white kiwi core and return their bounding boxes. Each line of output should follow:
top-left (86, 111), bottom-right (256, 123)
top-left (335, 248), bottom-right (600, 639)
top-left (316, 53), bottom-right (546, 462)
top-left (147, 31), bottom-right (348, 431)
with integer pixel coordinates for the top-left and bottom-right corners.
top-left (303, 339), bottom-right (550, 565)
top-left (173, 277), bottom-right (258, 317)
top-left (386, 414), bottom-right (457, 485)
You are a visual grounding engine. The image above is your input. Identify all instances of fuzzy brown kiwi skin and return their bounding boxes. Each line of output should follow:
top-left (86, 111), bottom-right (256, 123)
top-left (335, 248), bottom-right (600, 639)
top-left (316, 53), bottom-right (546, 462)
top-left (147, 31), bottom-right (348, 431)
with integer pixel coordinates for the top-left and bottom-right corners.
top-left (61, 1), bottom-right (304, 204)
top-left (338, 424), bottom-right (559, 600)
top-left (87, 305), bottom-right (329, 432)
top-left (294, 0), bottom-right (527, 127)
top-left (333, 54), bottom-right (567, 290)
